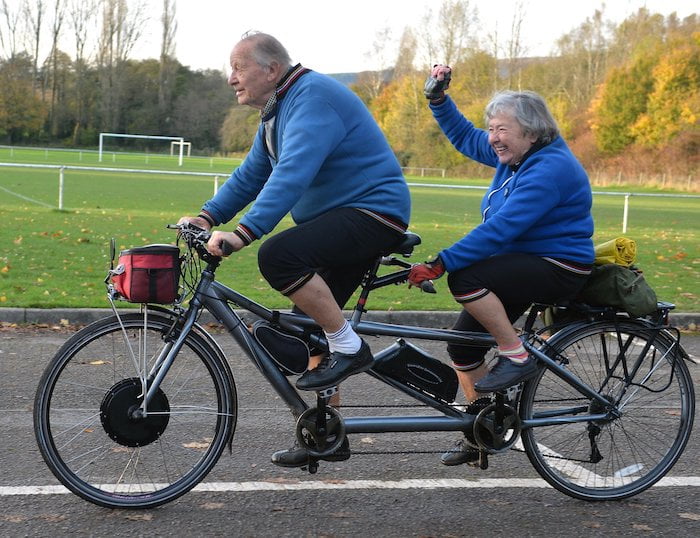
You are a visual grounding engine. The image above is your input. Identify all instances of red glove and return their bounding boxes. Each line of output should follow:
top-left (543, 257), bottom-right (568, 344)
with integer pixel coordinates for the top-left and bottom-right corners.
top-left (408, 257), bottom-right (445, 289)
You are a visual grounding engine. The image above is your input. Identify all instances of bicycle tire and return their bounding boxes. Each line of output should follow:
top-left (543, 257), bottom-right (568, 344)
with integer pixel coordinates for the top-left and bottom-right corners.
top-left (520, 319), bottom-right (694, 501)
top-left (34, 312), bottom-right (237, 509)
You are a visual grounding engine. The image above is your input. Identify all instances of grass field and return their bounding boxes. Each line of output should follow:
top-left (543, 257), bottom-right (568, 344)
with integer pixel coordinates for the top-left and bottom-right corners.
top-left (1, 147), bottom-right (698, 312)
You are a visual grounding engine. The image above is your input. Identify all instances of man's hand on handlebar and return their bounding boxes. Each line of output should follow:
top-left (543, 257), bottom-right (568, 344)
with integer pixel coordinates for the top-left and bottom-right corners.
top-left (207, 231), bottom-right (242, 257)
top-left (174, 217), bottom-right (240, 257)
top-left (177, 215), bottom-right (212, 231)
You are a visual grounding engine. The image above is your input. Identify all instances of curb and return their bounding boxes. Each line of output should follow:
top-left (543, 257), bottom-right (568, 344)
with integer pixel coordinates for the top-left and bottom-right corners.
top-left (1, 307), bottom-right (697, 331)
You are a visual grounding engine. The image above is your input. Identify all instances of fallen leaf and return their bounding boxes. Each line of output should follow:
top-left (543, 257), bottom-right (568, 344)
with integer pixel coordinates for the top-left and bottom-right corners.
top-left (201, 502), bottom-right (224, 510)
top-left (125, 513), bottom-right (153, 521)
top-left (679, 512), bottom-right (700, 521)
top-left (632, 524), bottom-right (653, 531)
top-left (183, 441), bottom-right (210, 449)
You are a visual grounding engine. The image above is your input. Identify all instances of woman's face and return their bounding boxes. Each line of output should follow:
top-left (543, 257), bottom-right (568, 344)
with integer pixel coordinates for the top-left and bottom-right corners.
top-left (487, 111), bottom-right (538, 166)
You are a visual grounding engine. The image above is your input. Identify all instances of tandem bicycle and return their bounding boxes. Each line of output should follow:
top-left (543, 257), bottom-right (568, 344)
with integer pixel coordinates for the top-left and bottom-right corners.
top-left (33, 223), bottom-right (695, 508)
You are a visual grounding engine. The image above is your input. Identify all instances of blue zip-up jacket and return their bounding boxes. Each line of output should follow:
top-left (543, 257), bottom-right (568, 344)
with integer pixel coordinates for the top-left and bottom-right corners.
top-left (202, 69), bottom-right (410, 239)
top-left (430, 97), bottom-right (594, 272)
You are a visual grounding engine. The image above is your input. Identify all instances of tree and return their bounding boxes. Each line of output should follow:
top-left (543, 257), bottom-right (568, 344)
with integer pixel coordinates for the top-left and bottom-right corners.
top-left (0, 54), bottom-right (46, 142)
top-left (46, 0), bottom-right (67, 135)
top-left (21, 0), bottom-right (45, 91)
top-left (419, 0), bottom-right (479, 67)
top-left (630, 36), bottom-right (700, 148)
top-left (67, 0), bottom-right (99, 144)
top-left (393, 27), bottom-right (417, 79)
top-left (0, 0), bottom-right (23, 59)
top-left (589, 52), bottom-right (657, 153)
top-left (158, 0), bottom-right (177, 132)
top-left (97, 0), bottom-right (147, 131)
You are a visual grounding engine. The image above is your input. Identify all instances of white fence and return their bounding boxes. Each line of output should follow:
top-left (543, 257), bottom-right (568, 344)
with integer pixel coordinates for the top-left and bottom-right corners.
top-left (0, 162), bottom-right (698, 233)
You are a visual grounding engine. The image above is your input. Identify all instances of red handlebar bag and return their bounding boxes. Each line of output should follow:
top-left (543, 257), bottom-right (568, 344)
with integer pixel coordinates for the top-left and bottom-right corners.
top-left (110, 244), bottom-right (181, 304)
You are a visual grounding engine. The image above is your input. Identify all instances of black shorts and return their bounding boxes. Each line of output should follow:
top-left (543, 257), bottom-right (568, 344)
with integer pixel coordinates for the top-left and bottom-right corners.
top-left (258, 207), bottom-right (405, 309)
top-left (446, 253), bottom-right (590, 369)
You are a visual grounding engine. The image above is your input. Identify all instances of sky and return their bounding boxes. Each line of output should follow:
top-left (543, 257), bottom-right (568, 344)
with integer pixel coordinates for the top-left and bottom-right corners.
top-left (135, 0), bottom-right (697, 74)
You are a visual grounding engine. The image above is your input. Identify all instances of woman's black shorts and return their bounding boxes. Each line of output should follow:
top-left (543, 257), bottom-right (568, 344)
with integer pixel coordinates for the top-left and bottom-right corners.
top-left (445, 253), bottom-right (590, 369)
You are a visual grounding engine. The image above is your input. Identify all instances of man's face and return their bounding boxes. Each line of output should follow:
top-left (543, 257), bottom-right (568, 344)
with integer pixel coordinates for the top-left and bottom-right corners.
top-left (487, 111), bottom-right (537, 166)
top-left (228, 41), bottom-right (277, 109)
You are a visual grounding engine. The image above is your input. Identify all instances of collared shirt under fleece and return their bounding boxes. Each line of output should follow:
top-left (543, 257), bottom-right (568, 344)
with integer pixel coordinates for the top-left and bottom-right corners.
top-left (429, 96), bottom-right (595, 273)
top-left (201, 68), bottom-right (410, 240)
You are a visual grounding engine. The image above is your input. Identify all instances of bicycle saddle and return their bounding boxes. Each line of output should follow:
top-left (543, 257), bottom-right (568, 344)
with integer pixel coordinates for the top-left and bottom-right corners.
top-left (388, 232), bottom-right (421, 256)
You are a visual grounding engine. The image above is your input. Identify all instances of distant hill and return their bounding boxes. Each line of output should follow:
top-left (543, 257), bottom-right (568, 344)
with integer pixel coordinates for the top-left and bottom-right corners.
top-left (329, 72), bottom-right (359, 85)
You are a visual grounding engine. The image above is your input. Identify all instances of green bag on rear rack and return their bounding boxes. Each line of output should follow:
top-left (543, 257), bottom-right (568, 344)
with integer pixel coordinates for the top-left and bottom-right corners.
top-left (578, 264), bottom-right (657, 318)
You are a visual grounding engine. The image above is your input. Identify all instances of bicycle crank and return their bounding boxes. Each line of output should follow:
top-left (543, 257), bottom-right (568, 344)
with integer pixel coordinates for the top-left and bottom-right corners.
top-left (295, 405), bottom-right (346, 458)
top-left (472, 401), bottom-right (521, 454)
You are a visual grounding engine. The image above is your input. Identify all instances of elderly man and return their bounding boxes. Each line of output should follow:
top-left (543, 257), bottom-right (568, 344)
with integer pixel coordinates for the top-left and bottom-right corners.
top-left (179, 32), bottom-right (410, 467)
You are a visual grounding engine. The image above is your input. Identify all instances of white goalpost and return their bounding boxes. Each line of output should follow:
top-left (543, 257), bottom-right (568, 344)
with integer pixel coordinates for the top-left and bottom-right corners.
top-left (98, 133), bottom-right (189, 166)
top-left (170, 140), bottom-right (192, 158)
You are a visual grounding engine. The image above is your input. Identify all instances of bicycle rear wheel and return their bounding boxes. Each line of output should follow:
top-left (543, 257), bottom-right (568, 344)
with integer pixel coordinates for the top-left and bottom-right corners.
top-left (34, 312), bottom-right (237, 509)
top-left (520, 319), bottom-right (694, 501)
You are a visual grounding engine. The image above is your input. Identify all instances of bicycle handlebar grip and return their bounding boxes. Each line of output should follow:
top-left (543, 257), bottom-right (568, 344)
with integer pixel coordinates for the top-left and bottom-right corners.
top-left (420, 280), bottom-right (437, 294)
top-left (220, 239), bottom-right (235, 256)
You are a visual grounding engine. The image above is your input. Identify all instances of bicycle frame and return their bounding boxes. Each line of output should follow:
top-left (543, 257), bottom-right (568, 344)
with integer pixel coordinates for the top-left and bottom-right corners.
top-left (137, 250), bottom-right (631, 437)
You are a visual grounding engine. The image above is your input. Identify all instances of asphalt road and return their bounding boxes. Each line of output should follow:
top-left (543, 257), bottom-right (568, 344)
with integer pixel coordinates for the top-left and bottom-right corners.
top-left (1, 325), bottom-right (699, 537)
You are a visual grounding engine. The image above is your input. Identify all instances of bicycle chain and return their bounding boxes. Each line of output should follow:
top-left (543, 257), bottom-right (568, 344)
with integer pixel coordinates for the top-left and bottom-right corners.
top-left (326, 404), bottom-right (594, 464)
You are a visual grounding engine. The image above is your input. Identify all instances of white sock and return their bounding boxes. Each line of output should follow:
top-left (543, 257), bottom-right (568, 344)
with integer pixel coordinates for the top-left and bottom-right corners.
top-left (325, 321), bottom-right (362, 354)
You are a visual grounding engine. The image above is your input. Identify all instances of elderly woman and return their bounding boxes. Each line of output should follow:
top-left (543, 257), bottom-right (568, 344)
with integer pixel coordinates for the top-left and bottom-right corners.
top-left (409, 66), bottom-right (595, 466)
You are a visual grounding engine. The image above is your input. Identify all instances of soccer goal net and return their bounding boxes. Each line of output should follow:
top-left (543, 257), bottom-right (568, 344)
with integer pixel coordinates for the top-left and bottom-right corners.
top-left (98, 133), bottom-right (190, 166)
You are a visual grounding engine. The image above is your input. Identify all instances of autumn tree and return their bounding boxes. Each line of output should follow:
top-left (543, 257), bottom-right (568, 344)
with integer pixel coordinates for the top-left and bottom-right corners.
top-left (0, 54), bottom-right (46, 142)
top-left (630, 34), bottom-right (700, 148)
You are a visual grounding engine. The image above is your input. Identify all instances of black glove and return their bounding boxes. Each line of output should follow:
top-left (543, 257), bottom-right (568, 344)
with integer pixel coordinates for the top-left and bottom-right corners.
top-left (424, 68), bottom-right (451, 101)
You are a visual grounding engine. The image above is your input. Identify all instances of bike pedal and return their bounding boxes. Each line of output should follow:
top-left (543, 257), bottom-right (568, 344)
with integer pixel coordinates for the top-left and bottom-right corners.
top-left (317, 386), bottom-right (338, 399)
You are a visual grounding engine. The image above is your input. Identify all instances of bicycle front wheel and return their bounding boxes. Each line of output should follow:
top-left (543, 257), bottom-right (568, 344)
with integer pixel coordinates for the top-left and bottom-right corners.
top-left (34, 312), bottom-right (237, 509)
top-left (520, 320), bottom-right (695, 501)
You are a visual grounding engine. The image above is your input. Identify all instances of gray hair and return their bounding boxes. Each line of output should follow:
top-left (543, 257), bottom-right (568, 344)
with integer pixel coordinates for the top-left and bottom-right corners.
top-left (239, 31), bottom-right (292, 70)
top-left (485, 91), bottom-right (560, 144)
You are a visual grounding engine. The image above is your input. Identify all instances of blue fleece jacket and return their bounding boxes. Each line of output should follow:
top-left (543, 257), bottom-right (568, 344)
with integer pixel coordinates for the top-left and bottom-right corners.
top-left (430, 97), bottom-right (594, 272)
top-left (202, 70), bottom-right (410, 239)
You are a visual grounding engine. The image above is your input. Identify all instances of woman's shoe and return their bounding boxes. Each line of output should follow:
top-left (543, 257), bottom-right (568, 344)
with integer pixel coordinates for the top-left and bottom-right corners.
top-left (474, 355), bottom-right (538, 392)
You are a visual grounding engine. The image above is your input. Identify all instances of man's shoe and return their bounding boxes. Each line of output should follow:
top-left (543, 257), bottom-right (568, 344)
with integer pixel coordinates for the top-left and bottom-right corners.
top-left (440, 438), bottom-right (480, 467)
top-left (295, 341), bottom-right (373, 391)
top-left (474, 355), bottom-right (538, 393)
top-left (271, 438), bottom-right (351, 468)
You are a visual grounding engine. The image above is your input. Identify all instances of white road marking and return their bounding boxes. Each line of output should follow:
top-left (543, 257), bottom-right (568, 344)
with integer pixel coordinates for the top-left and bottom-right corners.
top-left (2, 477), bottom-right (700, 496)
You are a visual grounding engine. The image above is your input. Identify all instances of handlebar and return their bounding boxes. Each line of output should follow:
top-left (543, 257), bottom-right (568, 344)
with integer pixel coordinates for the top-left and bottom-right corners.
top-left (380, 256), bottom-right (436, 294)
top-left (168, 222), bottom-right (234, 257)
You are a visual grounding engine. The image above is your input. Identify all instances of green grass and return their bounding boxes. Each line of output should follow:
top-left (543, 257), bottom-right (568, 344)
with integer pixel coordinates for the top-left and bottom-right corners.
top-left (1, 148), bottom-right (698, 311)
